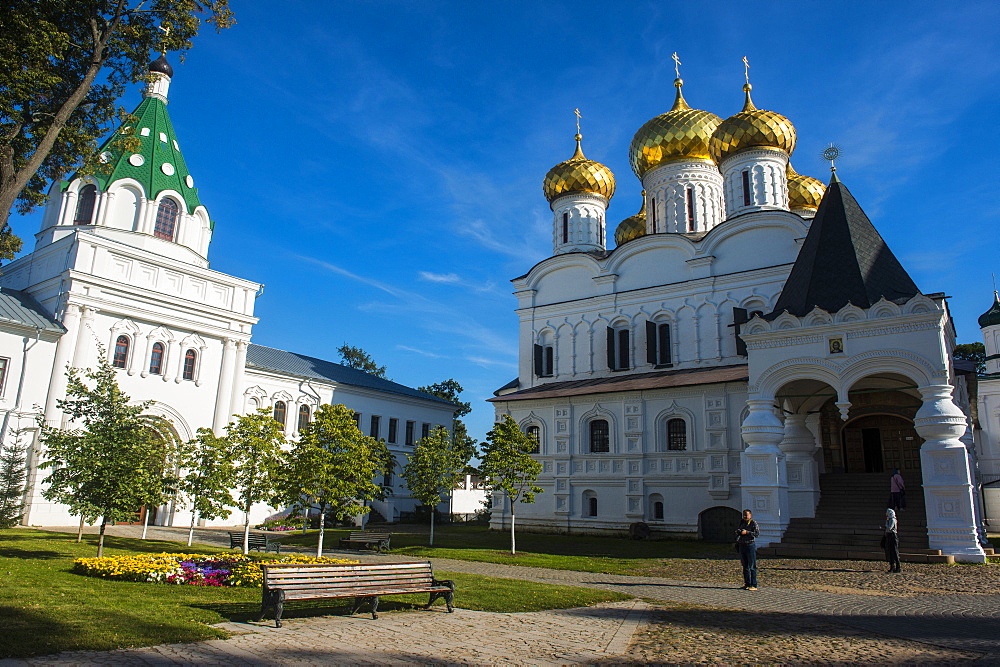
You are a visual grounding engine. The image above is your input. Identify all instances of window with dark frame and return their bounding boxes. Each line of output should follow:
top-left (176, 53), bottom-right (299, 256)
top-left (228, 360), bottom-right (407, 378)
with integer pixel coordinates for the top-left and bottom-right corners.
top-left (154, 199), bottom-right (179, 240)
top-left (650, 197), bottom-right (657, 231)
top-left (298, 404), bottom-right (310, 432)
top-left (370, 415), bottom-right (381, 439)
top-left (562, 212), bottom-right (569, 243)
top-left (182, 349), bottom-right (197, 380)
top-left (113, 335), bottom-right (130, 369)
top-left (526, 425), bottom-right (541, 454)
top-left (588, 496), bottom-right (598, 517)
top-left (646, 321), bottom-right (672, 367)
top-left (149, 342), bottom-right (164, 374)
top-left (74, 185), bottom-right (97, 225)
top-left (589, 419), bottom-right (610, 453)
top-left (741, 170), bottom-right (751, 206)
top-left (533, 343), bottom-right (554, 377)
top-left (421, 423), bottom-right (430, 440)
top-left (654, 501), bottom-right (664, 519)
top-left (686, 187), bottom-right (696, 231)
top-left (274, 401), bottom-right (287, 430)
top-left (388, 418), bottom-right (398, 444)
top-left (606, 327), bottom-right (630, 370)
top-left (0, 357), bottom-right (8, 395)
top-left (405, 420), bottom-right (415, 446)
top-left (667, 418), bottom-right (687, 451)
top-left (352, 412), bottom-right (361, 428)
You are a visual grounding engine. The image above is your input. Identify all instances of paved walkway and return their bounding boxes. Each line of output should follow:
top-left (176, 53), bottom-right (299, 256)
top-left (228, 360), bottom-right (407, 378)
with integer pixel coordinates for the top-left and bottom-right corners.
top-left (19, 525), bottom-right (1000, 664)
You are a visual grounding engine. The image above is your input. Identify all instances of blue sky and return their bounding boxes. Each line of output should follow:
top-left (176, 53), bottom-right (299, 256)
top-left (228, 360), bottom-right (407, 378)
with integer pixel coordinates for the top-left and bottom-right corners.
top-left (10, 0), bottom-right (1000, 443)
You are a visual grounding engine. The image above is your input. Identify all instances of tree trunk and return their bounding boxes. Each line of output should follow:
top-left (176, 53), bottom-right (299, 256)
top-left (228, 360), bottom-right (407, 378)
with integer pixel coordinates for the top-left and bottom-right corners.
top-left (302, 507), bottom-right (308, 534)
top-left (243, 509), bottom-right (251, 555)
top-left (429, 505), bottom-right (435, 546)
top-left (317, 508), bottom-right (326, 558)
top-left (141, 507), bottom-right (150, 539)
top-left (97, 517), bottom-right (108, 558)
top-left (76, 514), bottom-right (85, 542)
top-left (510, 510), bottom-right (516, 555)
top-left (187, 511), bottom-right (197, 547)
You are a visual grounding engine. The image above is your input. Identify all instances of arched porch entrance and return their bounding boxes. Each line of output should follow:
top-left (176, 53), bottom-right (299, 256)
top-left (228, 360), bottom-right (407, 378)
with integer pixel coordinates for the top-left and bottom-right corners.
top-left (121, 417), bottom-right (180, 526)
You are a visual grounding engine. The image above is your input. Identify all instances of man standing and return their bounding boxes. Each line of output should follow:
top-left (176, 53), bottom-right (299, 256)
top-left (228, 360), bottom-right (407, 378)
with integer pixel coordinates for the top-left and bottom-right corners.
top-left (736, 509), bottom-right (759, 590)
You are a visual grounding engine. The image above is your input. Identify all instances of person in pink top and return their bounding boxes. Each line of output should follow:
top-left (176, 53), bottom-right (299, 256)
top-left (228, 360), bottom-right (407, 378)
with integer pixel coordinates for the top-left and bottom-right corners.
top-left (889, 468), bottom-right (906, 512)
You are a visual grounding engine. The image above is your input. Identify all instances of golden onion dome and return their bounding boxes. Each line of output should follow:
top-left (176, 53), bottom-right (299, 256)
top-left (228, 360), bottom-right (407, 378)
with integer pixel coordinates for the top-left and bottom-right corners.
top-left (542, 134), bottom-right (616, 204)
top-left (629, 79), bottom-right (723, 178)
top-left (614, 192), bottom-right (647, 246)
top-left (709, 84), bottom-right (797, 164)
top-left (786, 163), bottom-right (826, 212)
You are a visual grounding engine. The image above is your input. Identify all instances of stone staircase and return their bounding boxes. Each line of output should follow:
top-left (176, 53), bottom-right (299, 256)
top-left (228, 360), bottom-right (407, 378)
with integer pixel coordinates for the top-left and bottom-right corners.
top-left (757, 473), bottom-right (988, 564)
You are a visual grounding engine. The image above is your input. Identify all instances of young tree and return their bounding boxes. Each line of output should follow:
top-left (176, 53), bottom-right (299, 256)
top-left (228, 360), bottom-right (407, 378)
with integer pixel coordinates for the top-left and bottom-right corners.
top-left (225, 409), bottom-right (285, 555)
top-left (479, 415), bottom-right (542, 555)
top-left (417, 378), bottom-right (478, 462)
top-left (0, 428), bottom-right (28, 528)
top-left (337, 344), bottom-right (388, 379)
top-left (401, 425), bottom-right (468, 546)
top-left (954, 342), bottom-right (986, 374)
top-left (0, 1), bottom-right (234, 237)
top-left (38, 356), bottom-right (169, 556)
top-left (176, 427), bottom-right (235, 547)
top-left (273, 404), bottom-right (392, 556)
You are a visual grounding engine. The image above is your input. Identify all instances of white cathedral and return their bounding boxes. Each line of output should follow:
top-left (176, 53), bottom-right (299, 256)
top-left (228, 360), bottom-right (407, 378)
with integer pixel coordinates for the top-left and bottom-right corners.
top-left (0, 56), bottom-right (455, 528)
top-left (489, 71), bottom-right (997, 563)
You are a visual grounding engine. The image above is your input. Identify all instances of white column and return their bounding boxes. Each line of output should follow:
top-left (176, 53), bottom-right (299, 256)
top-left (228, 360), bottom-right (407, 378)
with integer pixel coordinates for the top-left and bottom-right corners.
top-left (740, 397), bottom-right (789, 546)
top-left (913, 385), bottom-right (987, 562)
top-left (778, 413), bottom-right (821, 518)
top-left (228, 340), bottom-right (249, 418)
top-left (163, 337), bottom-right (179, 383)
top-left (128, 331), bottom-right (146, 376)
top-left (43, 303), bottom-right (82, 426)
top-left (71, 306), bottom-right (96, 371)
top-left (213, 338), bottom-right (238, 433)
top-left (139, 334), bottom-right (155, 378)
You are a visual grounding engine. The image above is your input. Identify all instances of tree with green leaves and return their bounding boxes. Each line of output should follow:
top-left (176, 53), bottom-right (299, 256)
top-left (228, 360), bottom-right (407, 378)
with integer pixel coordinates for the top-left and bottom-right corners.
top-left (954, 342), bottom-right (986, 374)
top-left (176, 427), bottom-right (235, 547)
top-left (0, 1), bottom-right (234, 240)
top-left (401, 425), bottom-right (468, 546)
top-left (38, 354), bottom-right (171, 556)
top-left (225, 409), bottom-right (285, 555)
top-left (337, 344), bottom-right (388, 379)
top-left (479, 415), bottom-right (542, 555)
top-left (417, 378), bottom-right (478, 462)
top-left (273, 404), bottom-right (393, 556)
top-left (0, 428), bottom-right (28, 528)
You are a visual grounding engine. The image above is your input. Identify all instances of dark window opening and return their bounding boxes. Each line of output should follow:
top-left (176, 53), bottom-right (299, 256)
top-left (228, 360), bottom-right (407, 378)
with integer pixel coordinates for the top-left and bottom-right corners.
top-left (588, 497), bottom-right (598, 517)
top-left (646, 321), bottom-right (672, 366)
top-left (75, 185), bottom-right (97, 225)
top-left (370, 415), bottom-right (381, 439)
top-left (667, 418), bottom-right (687, 451)
top-left (562, 212), bottom-right (569, 244)
top-left (274, 401), bottom-right (287, 430)
top-left (590, 419), bottom-right (610, 453)
top-left (352, 412), bottom-right (361, 428)
top-left (534, 344), bottom-right (554, 377)
top-left (405, 420), bottom-right (415, 446)
top-left (388, 418), bottom-right (398, 444)
top-left (154, 199), bottom-right (179, 240)
top-left (654, 501), bottom-right (664, 520)
top-left (733, 307), bottom-right (749, 356)
top-left (149, 342), bottom-right (164, 375)
top-left (182, 349), bottom-right (196, 380)
top-left (526, 425), bottom-right (541, 454)
top-left (113, 335), bottom-right (129, 369)
top-left (298, 404), bottom-right (310, 432)
top-left (741, 171), bottom-right (751, 206)
top-left (686, 187), bottom-right (696, 231)
top-left (421, 423), bottom-right (430, 440)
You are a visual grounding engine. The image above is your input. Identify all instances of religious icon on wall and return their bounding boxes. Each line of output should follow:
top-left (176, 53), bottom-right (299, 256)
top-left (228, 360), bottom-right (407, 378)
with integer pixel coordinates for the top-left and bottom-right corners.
top-left (829, 338), bottom-right (844, 354)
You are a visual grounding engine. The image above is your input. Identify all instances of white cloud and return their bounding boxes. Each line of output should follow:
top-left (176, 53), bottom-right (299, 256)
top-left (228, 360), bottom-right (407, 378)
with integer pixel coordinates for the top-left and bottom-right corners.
top-left (418, 271), bottom-right (462, 283)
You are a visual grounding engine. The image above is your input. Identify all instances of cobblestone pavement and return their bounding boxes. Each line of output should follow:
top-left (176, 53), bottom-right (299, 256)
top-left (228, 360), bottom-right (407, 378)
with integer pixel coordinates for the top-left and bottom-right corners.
top-left (28, 525), bottom-right (1000, 664)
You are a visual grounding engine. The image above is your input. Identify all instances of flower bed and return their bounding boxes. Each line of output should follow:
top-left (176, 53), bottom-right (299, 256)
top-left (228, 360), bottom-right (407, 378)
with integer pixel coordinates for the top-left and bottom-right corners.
top-left (72, 552), bottom-right (358, 587)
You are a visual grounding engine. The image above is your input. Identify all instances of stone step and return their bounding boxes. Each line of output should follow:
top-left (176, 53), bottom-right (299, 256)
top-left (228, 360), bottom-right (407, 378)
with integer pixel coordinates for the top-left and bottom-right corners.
top-left (757, 545), bottom-right (954, 564)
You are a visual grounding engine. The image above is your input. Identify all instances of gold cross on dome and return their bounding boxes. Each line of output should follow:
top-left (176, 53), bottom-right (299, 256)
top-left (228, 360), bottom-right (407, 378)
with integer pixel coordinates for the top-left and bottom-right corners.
top-left (574, 108), bottom-right (582, 134)
top-left (742, 56), bottom-right (751, 85)
top-left (158, 24), bottom-right (171, 54)
top-left (672, 52), bottom-right (682, 78)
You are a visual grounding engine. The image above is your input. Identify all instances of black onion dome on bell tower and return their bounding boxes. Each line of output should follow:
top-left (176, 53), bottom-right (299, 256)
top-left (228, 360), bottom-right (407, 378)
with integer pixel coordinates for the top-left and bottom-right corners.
top-left (768, 175), bottom-right (921, 318)
top-left (978, 292), bottom-right (1000, 328)
top-left (149, 54), bottom-right (174, 78)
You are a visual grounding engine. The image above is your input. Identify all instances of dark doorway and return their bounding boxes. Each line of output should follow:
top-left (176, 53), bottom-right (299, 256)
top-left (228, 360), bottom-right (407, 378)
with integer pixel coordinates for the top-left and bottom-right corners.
top-left (699, 506), bottom-right (741, 542)
top-left (861, 428), bottom-right (883, 473)
top-left (842, 415), bottom-right (922, 477)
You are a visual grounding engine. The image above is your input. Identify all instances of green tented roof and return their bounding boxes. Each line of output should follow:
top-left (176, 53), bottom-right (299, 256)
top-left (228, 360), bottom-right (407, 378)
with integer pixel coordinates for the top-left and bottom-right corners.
top-left (81, 95), bottom-right (203, 214)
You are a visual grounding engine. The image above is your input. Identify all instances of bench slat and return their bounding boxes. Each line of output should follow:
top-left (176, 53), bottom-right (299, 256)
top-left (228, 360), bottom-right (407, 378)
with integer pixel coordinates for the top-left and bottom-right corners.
top-left (282, 586), bottom-right (450, 601)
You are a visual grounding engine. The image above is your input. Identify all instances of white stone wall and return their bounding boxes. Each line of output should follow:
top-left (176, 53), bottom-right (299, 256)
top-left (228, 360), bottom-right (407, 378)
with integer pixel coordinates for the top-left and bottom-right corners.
top-left (642, 160), bottom-right (724, 234)
top-left (551, 193), bottom-right (608, 255)
top-left (720, 148), bottom-right (789, 217)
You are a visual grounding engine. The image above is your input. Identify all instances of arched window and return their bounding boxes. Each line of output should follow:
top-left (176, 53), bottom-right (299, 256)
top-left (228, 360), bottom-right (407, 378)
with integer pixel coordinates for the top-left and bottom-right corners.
top-left (247, 397), bottom-right (259, 411)
top-left (589, 419), bottom-right (610, 453)
top-left (113, 335), bottom-right (130, 368)
top-left (650, 493), bottom-right (665, 521)
top-left (154, 199), bottom-right (179, 240)
top-left (74, 185), bottom-right (97, 225)
top-left (273, 401), bottom-right (287, 430)
top-left (298, 404), bottom-right (310, 432)
top-left (588, 496), bottom-right (598, 517)
top-left (526, 425), bottom-right (541, 454)
top-left (686, 187), bottom-right (696, 231)
top-left (667, 418), bottom-right (687, 451)
top-left (149, 342), bottom-right (164, 374)
top-left (182, 349), bottom-right (197, 380)
top-left (741, 170), bottom-right (752, 206)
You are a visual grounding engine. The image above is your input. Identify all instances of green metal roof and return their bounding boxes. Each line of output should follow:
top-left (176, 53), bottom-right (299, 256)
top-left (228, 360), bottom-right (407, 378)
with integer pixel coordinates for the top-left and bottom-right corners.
top-left (79, 95), bottom-right (203, 215)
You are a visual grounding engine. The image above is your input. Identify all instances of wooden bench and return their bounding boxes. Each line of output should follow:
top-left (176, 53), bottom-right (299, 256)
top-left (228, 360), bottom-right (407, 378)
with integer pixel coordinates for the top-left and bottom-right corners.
top-left (257, 561), bottom-right (455, 627)
top-left (228, 531), bottom-right (281, 554)
top-left (338, 530), bottom-right (391, 552)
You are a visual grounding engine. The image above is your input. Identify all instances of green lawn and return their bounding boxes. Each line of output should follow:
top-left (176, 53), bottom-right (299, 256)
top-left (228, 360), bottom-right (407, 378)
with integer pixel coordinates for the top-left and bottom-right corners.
top-left (0, 528), bottom-right (629, 659)
top-left (277, 524), bottom-right (732, 575)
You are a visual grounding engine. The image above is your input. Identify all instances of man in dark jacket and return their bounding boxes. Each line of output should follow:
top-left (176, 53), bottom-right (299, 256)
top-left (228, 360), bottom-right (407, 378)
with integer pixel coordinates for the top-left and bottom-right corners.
top-left (736, 509), bottom-right (760, 590)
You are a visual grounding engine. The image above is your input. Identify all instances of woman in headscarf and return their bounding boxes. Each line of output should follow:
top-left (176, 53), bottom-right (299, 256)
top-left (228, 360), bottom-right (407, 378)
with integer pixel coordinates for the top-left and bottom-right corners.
top-left (884, 508), bottom-right (901, 573)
